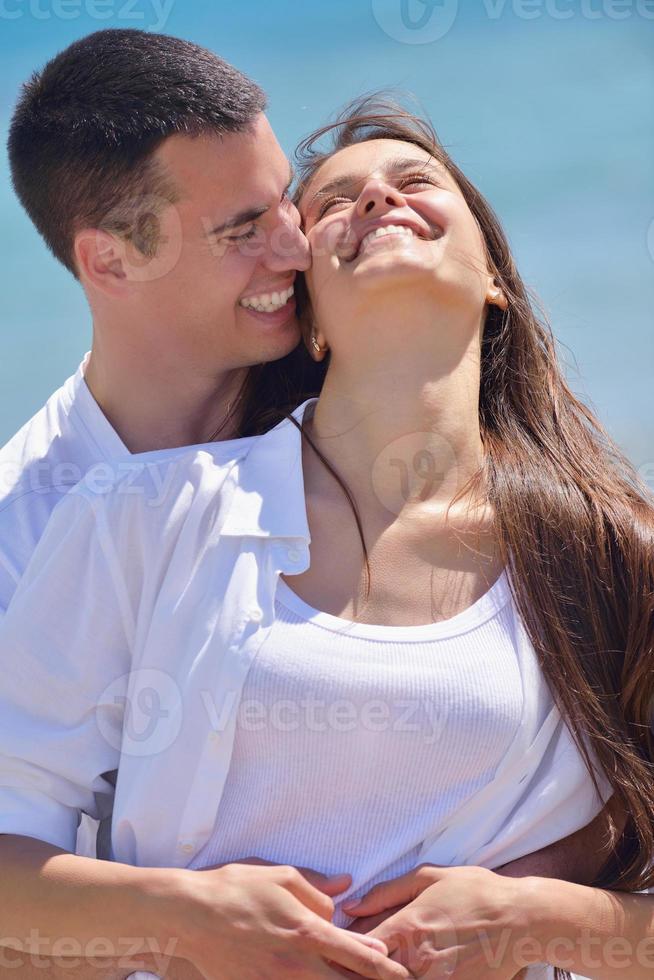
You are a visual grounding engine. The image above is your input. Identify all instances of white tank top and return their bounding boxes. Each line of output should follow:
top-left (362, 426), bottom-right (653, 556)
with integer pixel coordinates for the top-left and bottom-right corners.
top-left (188, 568), bottom-right (538, 926)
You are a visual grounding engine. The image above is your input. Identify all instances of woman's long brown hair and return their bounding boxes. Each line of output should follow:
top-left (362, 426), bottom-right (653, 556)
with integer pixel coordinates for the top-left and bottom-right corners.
top-left (240, 96), bottom-right (654, 903)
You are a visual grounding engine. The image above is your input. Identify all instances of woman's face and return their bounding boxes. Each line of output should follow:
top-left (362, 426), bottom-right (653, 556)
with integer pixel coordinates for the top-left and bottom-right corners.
top-left (299, 138), bottom-right (496, 354)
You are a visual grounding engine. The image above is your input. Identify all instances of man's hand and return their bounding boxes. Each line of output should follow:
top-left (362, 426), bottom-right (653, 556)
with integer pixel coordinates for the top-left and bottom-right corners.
top-left (344, 796), bottom-right (624, 940)
top-left (342, 864), bottom-right (534, 978)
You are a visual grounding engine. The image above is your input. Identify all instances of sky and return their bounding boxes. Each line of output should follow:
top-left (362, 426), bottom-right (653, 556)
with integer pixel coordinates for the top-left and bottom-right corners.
top-left (0, 0), bottom-right (652, 485)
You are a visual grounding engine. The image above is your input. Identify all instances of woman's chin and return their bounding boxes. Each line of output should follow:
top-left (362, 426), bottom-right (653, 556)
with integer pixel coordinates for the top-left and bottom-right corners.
top-left (349, 251), bottom-right (438, 287)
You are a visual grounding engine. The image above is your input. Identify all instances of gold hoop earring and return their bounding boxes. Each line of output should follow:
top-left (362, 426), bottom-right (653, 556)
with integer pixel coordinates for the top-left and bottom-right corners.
top-left (311, 334), bottom-right (328, 353)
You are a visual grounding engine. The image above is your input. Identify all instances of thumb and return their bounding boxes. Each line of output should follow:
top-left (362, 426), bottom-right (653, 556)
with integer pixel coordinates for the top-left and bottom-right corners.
top-left (301, 870), bottom-right (353, 895)
top-left (200, 859), bottom-right (352, 896)
top-left (341, 869), bottom-right (427, 916)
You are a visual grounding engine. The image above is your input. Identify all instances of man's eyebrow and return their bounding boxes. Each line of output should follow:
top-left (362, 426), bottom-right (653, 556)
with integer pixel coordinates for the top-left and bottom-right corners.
top-left (209, 161), bottom-right (295, 236)
top-left (307, 155), bottom-right (440, 211)
top-left (209, 206), bottom-right (269, 236)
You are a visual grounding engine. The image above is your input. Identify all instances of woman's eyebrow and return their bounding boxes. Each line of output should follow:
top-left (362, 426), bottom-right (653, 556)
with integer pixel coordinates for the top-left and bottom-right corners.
top-left (307, 155), bottom-right (440, 211)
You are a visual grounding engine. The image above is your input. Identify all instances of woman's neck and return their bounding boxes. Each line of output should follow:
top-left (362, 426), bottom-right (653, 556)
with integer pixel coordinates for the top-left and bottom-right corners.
top-left (306, 343), bottom-right (486, 522)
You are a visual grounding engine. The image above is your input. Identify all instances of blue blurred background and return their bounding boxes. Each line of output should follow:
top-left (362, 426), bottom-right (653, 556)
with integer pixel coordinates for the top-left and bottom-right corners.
top-left (1, 0), bottom-right (652, 481)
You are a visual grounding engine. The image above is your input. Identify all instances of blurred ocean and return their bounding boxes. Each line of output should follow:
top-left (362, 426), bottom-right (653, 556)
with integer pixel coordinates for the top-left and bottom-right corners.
top-left (1, 0), bottom-right (652, 481)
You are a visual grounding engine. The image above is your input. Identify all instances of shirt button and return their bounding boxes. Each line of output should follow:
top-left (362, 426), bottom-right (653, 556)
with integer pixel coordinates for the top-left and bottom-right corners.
top-left (209, 731), bottom-right (220, 742)
top-left (249, 606), bottom-right (263, 623)
top-left (179, 842), bottom-right (194, 853)
top-left (287, 548), bottom-right (301, 563)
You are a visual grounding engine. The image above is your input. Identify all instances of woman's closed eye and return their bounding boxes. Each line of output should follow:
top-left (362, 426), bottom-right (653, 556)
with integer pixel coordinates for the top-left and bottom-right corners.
top-left (315, 173), bottom-right (439, 221)
top-left (396, 173), bottom-right (438, 191)
top-left (316, 196), bottom-right (353, 219)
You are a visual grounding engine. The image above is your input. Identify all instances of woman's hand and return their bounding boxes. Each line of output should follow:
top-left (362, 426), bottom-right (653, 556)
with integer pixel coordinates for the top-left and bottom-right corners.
top-left (342, 864), bottom-right (537, 979)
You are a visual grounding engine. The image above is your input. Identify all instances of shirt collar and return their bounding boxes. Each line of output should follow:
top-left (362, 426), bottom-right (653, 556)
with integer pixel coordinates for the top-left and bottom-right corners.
top-left (220, 398), bottom-right (317, 542)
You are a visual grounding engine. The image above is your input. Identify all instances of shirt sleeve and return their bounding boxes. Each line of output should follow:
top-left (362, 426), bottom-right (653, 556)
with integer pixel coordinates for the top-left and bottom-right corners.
top-left (0, 485), bottom-right (80, 619)
top-left (464, 711), bottom-right (615, 869)
top-left (0, 490), bottom-right (134, 852)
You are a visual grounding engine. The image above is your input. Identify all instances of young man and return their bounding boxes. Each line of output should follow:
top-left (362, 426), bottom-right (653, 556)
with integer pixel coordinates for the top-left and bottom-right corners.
top-left (1, 25), bottom-right (308, 609)
top-left (2, 22), bottom-right (307, 877)
top-left (0, 32), bottom-right (312, 979)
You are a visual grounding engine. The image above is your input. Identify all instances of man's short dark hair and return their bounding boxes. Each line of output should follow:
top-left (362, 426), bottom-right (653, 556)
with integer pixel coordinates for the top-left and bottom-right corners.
top-left (8, 29), bottom-right (267, 277)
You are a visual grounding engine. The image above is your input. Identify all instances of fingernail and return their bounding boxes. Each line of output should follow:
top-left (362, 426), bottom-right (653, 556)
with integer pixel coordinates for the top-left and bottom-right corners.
top-left (342, 899), bottom-right (361, 910)
top-left (327, 872), bottom-right (352, 881)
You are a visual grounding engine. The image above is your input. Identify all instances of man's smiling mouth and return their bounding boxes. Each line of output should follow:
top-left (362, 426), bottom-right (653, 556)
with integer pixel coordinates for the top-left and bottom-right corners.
top-left (239, 284), bottom-right (295, 313)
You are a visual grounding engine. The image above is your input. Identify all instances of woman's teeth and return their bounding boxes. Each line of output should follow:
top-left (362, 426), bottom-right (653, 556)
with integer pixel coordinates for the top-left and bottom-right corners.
top-left (359, 224), bottom-right (416, 254)
top-left (239, 285), bottom-right (294, 313)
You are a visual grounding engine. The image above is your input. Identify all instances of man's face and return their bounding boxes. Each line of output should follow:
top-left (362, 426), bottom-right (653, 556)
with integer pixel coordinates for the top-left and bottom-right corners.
top-left (126, 114), bottom-right (310, 373)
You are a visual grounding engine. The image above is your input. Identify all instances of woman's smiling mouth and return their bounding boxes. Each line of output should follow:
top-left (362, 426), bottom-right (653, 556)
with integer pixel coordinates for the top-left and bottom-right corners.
top-left (348, 220), bottom-right (443, 262)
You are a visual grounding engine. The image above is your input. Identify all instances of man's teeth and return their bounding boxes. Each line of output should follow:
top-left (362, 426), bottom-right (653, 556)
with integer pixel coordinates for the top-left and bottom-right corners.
top-left (359, 224), bottom-right (416, 253)
top-left (239, 285), bottom-right (294, 313)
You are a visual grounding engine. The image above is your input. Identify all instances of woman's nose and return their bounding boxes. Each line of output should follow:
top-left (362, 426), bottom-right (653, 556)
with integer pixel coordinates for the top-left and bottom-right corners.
top-left (356, 180), bottom-right (405, 218)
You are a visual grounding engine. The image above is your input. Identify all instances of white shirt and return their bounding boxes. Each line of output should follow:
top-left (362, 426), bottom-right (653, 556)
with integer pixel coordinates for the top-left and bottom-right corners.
top-left (0, 397), bottom-right (612, 881)
top-left (0, 354), bottom-right (133, 858)
top-left (0, 353), bottom-right (129, 618)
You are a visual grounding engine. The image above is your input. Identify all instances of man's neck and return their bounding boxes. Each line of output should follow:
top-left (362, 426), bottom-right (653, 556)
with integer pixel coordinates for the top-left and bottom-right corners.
top-left (84, 348), bottom-right (248, 454)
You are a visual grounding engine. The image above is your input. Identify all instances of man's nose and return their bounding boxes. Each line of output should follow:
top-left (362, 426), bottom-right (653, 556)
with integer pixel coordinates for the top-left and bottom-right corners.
top-left (356, 180), bottom-right (405, 218)
top-left (264, 208), bottom-right (311, 272)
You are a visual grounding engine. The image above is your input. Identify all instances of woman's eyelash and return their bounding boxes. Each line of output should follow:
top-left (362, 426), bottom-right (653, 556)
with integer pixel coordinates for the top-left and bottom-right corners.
top-left (398, 173), bottom-right (437, 188)
top-left (316, 196), bottom-right (350, 219)
top-left (316, 174), bottom-right (437, 219)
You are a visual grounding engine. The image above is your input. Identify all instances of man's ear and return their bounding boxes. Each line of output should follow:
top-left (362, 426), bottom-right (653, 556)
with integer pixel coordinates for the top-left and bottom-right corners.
top-left (74, 229), bottom-right (130, 296)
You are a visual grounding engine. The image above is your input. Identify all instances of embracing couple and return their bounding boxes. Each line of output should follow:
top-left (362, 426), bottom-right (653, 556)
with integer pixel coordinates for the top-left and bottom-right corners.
top-left (0, 27), bottom-right (652, 980)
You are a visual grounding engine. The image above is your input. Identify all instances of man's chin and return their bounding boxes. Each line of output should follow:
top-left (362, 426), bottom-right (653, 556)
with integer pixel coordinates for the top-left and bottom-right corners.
top-left (255, 316), bottom-right (303, 361)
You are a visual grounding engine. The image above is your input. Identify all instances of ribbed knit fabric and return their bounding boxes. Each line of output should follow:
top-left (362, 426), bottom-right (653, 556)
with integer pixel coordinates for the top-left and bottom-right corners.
top-left (187, 568), bottom-right (538, 928)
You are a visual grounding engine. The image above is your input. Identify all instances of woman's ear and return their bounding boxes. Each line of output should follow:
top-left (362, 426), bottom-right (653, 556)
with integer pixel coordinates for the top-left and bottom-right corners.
top-left (486, 277), bottom-right (508, 311)
top-left (295, 271), bottom-right (329, 361)
top-left (307, 324), bottom-right (329, 362)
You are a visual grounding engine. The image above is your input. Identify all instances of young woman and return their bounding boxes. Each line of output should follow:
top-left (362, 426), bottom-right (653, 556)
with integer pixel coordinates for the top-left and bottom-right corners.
top-left (0, 98), bottom-right (651, 980)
